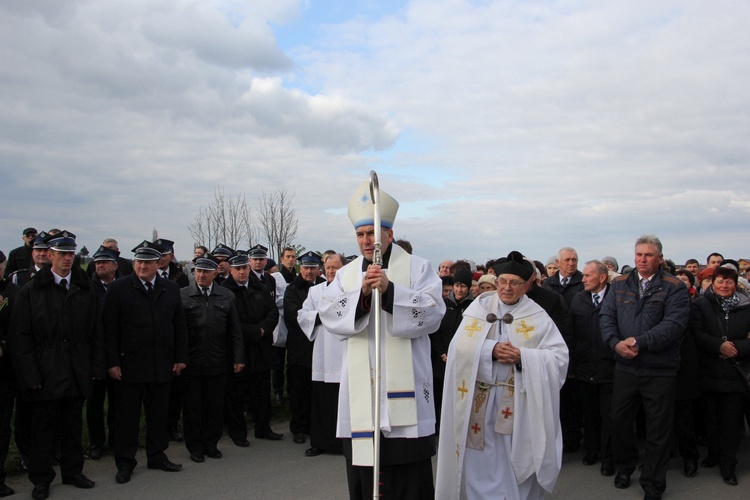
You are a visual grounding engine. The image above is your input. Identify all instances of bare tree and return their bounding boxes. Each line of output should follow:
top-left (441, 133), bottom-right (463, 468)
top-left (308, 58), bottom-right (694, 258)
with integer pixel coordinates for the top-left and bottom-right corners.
top-left (188, 187), bottom-right (255, 250)
top-left (257, 188), bottom-right (298, 260)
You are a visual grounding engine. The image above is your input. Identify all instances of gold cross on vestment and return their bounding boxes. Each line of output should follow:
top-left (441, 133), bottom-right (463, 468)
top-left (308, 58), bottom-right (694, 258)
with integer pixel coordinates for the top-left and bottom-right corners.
top-left (516, 320), bottom-right (534, 339)
top-left (457, 380), bottom-right (469, 400)
top-left (501, 407), bottom-right (513, 419)
top-left (464, 319), bottom-right (482, 337)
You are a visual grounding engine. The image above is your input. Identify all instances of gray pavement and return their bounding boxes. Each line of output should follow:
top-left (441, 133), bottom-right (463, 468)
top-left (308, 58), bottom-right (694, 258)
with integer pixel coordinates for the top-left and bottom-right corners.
top-left (4, 421), bottom-right (750, 499)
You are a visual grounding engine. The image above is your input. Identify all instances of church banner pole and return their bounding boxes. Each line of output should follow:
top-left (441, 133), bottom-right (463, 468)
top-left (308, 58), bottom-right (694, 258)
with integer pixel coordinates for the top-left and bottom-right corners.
top-left (369, 170), bottom-right (383, 499)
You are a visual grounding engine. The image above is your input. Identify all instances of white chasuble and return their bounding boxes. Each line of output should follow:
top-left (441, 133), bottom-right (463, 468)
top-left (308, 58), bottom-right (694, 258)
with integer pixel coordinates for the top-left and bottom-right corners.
top-left (298, 281), bottom-right (344, 383)
top-left (317, 243), bottom-right (445, 466)
top-left (435, 294), bottom-right (569, 499)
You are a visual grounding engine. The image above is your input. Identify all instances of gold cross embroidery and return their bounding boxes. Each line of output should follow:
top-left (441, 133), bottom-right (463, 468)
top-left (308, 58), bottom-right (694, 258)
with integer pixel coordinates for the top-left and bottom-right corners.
top-left (516, 320), bottom-right (534, 339)
top-left (464, 319), bottom-right (482, 337)
top-left (457, 380), bottom-right (469, 399)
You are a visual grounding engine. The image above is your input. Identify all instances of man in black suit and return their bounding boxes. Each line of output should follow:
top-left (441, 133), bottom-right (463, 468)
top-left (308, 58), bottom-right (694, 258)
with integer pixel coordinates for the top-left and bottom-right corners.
top-left (4, 227), bottom-right (36, 276)
top-left (104, 241), bottom-right (188, 484)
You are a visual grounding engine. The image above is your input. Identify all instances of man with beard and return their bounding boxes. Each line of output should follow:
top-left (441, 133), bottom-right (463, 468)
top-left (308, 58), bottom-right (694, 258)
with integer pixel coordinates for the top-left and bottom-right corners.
top-left (284, 251), bottom-right (326, 445)
top-left (222, 250), bottom-right (281, 445)
top-left (436, 251), bottom-right (568, 500)
top-left (10, 231), bottom-right (104, 499)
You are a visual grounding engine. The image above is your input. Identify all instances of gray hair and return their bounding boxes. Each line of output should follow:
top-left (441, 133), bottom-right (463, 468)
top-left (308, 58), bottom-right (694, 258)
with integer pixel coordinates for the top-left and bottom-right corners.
top-left (586, 260), bottom-right (609, 277)
top-left (557, 247), bottom-right (578, 260)
top-left (601, 256), bottom-right (619, 271)
top-left (635, 235), bottom-right (663, 256)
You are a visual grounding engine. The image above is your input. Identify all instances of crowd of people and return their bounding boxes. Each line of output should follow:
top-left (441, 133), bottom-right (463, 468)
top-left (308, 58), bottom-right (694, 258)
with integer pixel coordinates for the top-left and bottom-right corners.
top-left (1, 191), bottom-right (749, 500)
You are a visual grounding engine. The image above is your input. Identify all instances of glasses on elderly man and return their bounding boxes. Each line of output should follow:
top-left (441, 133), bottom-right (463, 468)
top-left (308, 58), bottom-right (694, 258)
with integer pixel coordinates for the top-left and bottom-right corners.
top-left (496, 278), bottom-right (527, 289)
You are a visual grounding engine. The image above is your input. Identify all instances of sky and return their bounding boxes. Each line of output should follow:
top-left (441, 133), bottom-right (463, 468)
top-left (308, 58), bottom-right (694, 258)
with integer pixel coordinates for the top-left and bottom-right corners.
top-left (2, 0), bottom-right (749, 270)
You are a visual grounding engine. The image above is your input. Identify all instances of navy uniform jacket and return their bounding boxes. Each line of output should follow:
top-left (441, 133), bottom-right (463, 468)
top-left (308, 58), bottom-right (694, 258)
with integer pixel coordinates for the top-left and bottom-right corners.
top-left (103, 273), bottom-right (188, 384)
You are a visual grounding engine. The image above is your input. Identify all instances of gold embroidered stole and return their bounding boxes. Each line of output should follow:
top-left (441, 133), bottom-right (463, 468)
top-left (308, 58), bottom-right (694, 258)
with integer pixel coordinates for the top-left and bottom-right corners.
top-left (341, 244), bottom-right (414, 466)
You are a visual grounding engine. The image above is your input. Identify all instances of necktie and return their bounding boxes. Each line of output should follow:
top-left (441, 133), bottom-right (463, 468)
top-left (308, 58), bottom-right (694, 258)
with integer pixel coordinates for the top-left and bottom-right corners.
top-left (145, 281), bottom-right (154, 296)
top-left (162, 271), bottom-right (168, 279)
top-left (60, 278), bottom-right (68, 290)
top-left (561, 276), bottom-right (569, 287)
top-left (639, 278), bottom-right (650, 298)
top-left (260, 274), bottom-right (266, 284)
top-left (202, 287), bottom-right (209, 298)
top-left (593, 293), bottom-right (600, 307)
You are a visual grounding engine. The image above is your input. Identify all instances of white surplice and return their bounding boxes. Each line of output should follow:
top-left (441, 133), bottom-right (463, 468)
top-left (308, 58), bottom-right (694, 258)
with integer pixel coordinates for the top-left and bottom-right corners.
top-left (298, 281), bottom-right (345, 383)
top-left (436, 293), bottom-right (568, 500)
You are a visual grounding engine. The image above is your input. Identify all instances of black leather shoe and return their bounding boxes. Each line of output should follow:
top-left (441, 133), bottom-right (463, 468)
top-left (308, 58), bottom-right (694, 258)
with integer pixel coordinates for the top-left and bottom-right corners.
top-left (190, 452), bottom-right (205, 463)
top-left (683, 459), bottom-right (698, 477)
top-left (614, 469), bottom-right (632, 489)
top-left (723, 473), bottom-right (738, 486)
top-left (147, 459), bottom-right (183, 472)
top-left (256, 431), bottom-right (283, 441)
top-left (62, 473), bottom-right (95, 488)
top-left (115, 470), bottom-right (132, 484)
top-left (582, 451), bottom-right (599, 466)
top-left (305, 447), bottom-right (323, 457)
top-left (0, 483), bottom-right (14, 497)
top-left (169, 429), bottom-right (184, 442)
top-left (87, 446), bottom-right (103, 460)
top-left (293, 433), bottom-right (306, 444)
top-left (701, 457), bottom-right (719, 468)
top-left (600, 463), bottom-right (615, 476)
top-left (643, 487), bottom-right (662, 500)
top-left (204, 449), bottom-right (222, 459)
top-left (233, 439), bottom-right (250, 447)
top-left (31, 485), bottom-right (49, 500)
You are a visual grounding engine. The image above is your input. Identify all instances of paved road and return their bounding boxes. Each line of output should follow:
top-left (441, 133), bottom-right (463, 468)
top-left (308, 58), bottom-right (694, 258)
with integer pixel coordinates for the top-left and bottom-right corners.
top-left (5, 421), bottom-right (749, 499)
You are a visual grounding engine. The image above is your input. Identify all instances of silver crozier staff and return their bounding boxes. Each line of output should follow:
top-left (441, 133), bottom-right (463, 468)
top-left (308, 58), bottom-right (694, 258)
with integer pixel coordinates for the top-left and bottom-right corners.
top-left (368, 170), bottom-right (383, 500)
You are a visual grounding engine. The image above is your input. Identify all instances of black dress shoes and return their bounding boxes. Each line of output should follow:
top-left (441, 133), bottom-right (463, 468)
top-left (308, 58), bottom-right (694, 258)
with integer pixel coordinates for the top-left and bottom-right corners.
top-left (233, 438), bottom-right (250, 447)
top-left (256, 431), bottom-right (283, 441)
top-left (614, 469), bottom-right (632, 489)
top-left (147, 459), bottom-right (183, 472)
top-left (600, 462), bottom-right (615, 476)
top-left (205, 449), bottom-right (222, 459)
top-left (31, 485), bottom-right (49, 500)
top-left (683, 459), bottom-right (698, 478)
top-left (722, 473), bottom-right (738, 486)
top-left (582, 451), bottom-right (599, 466)
top-left (305, 447), bottom-right (323, 457)
top-left (87, 446), bottom-right (103, 460)
top-left (293, 433), bottom-right (306, 444)
top-left (643, 486), bottom-right (662, 500)
top-left (190, 452), bottom-right (205, 463)
top-left (0, 483), bottom-right (14, 498)
top-left (115, 470), bottom-right (132, 484)
top-left (62, 473), bottom-right (95, 488)
top-left (701, 456), bottom-right (719, 468)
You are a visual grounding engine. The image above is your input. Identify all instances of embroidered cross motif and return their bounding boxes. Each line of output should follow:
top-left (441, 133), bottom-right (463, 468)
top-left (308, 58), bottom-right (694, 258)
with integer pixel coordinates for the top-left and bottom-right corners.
top-left (464, 319), bottom-right (482, 338)
top-left (516, 320), bottom-right (534, 339)
top-left (471, 423), bottom-right (482, 434)
top-left (508, 376), bottom-right (515, 397)
top-left (501, 407), bottom-right (513, 419)
top-left (457, 380), bottom-right (469, 399)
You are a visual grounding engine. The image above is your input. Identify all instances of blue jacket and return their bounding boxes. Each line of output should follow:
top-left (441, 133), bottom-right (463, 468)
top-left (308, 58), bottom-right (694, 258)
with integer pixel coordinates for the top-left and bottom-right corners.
top-left (599, 269), bottom-right (690, 376)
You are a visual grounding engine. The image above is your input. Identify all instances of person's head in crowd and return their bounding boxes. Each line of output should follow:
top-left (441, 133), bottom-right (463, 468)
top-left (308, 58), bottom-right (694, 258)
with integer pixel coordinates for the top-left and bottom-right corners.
top-left (93, 245), bottom-right (120, 283)
top-left (582, 260), bottom-right (609, 294)
top-left (475, 264), bottom-right (486, 274)
top-left (485, 259), bottom-right (496, 276)
top-left (684, 259), bottom-right (700, 275)
top-left (634, 235), bottom-right (662, 278)
top-left (0, 251), bottom-right (6, 281)
top-left (154, 238), bottom-right (175, 271)
top-left (32, 231), bottom-right (51, 267)
top-left (439, 260), bottom-right (453, 277)
top-left (132, 240), bottom-right (162, 282)
top-left (22, 227), bottom-right (37, 248)
top-left (44, 231), bottom-right (77, 278)
top-left (228, 250), bottom-right (250, 285)
top-left (453, 268), bottom-right (473, 303)
top-left (281, 247), bottom-right (298, 272)
top-left (675, 269), bottom-right (697, 297)
top-left (298, 251), bottom-right (322, 283)
top-left (533, 261), bottom-right (546, 282)
top-left (194, 254), bottom-right (219, 289)
top-left (471, 280), bottom-right (479, 298)
top-left (102, 238), bottom-right (120, 253)
top-left (493, 251), bottom-right (534, 305)
top-left (720, 259), bottom-right (740, 272)
top-left (450, 260), bottom-right (471, 275)
top-left (248, 244), bottom-right (269, 273)
top-left (545, 256), bottom-right (559, 278)
top-left (711, 266), bottom-right (738, 299)
top-left (621, 264), bottom-right (634, 275)
top-left (265, 258), bottom-right (278, 274)
top-left (602, 256), bottom-right (619, 273)
top-left (697, 267), bottom-right (716, 293)
top-left (706, 252), bottom-right (724, 269)
top-left (440, 276), bottom-right (454, 299)
top-left (212, 244), bottom-right (234, 277)
top-left (556, 247), bottom-right (579, 278)
top-left (662, 259), bottom-right (676, 275)
top-left (395, 239), bottom-right (412, 255)
top-left (324, 254), bottom-right (347, 283)
top-left (193, 246), bottom-right (208, 260)
top-left (477, 274), bottom-right (497, 293)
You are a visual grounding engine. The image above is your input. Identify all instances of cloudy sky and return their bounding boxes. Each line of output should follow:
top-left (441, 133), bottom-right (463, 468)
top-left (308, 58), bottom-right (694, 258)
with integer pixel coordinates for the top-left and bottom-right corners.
top-left (2, 0), bottom-right (749, 270)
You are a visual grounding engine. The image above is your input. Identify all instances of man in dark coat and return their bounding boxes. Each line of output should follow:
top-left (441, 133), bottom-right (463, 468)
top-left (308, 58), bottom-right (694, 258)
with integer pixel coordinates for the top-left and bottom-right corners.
top-left (10, 232), bottom-right (51, 288)
top-left (10, 231), bottom-right (104, 499)
top-left (180, 254), bottom-right (244, 463)
top-left (4, 227), bottom-right (36, 276)
top-left (85, 245), bottom-right (123, 460)
top-left (274, 247), bottom-right (297, 403)
top-left (222, 250), bottom-right (280, 445)
top-left (0, 251), bottom-right (19, 497)
top-left (103, 241), bottom-right (189, 484)
top-left (284, 251), bottom-right (325, 445)
top-left (600, 235), bottom-right (690, 500)
top-left (565, 260), bottom-right (615, 476)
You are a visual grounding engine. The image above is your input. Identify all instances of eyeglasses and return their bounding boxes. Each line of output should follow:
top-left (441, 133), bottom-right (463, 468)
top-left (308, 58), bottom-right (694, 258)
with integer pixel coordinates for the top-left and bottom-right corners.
top-left (497, 279), bottom-right (527, 289)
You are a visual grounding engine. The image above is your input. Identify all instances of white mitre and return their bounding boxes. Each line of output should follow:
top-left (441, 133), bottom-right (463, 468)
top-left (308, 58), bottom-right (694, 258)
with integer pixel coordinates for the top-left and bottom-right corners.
top-left (347, 179), bottom-right (399, 229)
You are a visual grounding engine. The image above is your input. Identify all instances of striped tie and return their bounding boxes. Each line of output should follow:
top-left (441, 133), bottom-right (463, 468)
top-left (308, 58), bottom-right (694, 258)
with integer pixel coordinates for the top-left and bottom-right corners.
top-left (561, 276), bottom-right (569, 287)
top-left (593, 293), bottom-right (600, 307)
